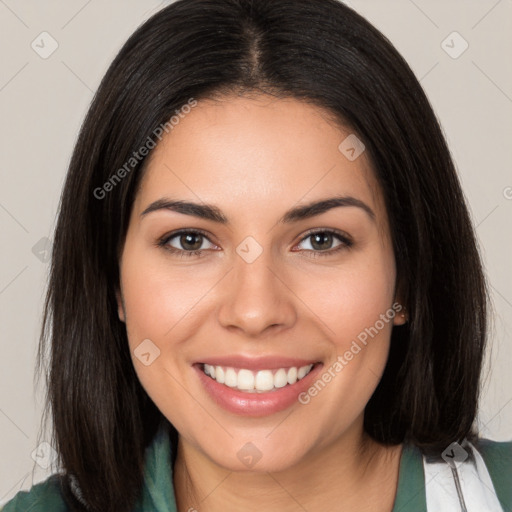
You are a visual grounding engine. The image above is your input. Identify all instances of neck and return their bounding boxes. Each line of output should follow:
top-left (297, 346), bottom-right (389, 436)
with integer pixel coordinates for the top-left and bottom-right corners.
top-left (173, 423), bottom-right (403, 512)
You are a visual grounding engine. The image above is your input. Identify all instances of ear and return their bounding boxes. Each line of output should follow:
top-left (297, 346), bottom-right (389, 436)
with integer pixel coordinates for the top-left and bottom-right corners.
top-left (116, 288), bottom-right (126, 323)
top-left (392, 301), bottom-right (408, 326)
top-left (392, 277), bottom-right (408, 326)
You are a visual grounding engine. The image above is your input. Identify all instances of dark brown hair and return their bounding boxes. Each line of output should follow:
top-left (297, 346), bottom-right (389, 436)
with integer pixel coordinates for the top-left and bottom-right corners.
top-left (37, 0), bottom-right (489, 510)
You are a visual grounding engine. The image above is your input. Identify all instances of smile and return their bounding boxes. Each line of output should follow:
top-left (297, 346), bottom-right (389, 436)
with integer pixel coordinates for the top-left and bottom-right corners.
top-left (194, 358), bottom-right (323, 417)
top-left (202, 363), bottom-right (315, 393)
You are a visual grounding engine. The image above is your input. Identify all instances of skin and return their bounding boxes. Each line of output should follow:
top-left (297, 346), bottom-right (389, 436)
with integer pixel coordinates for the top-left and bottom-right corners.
top-left (116, 93), bottom-right (407, 512)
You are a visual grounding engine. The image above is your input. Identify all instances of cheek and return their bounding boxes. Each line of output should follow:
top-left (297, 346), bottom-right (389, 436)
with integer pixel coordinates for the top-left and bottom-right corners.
top-left (120, 248), bottom-right (215, 344)
top-left (297, 246), bottom-right (396, 345)
top-left (119, 249), bottom-right (196, 417)
top-left (296, 261), bottom-right (397, 425)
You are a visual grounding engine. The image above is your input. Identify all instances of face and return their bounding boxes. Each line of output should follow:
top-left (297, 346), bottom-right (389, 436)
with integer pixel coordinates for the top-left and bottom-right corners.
top-left (116, 93), bottom-right (405, 472)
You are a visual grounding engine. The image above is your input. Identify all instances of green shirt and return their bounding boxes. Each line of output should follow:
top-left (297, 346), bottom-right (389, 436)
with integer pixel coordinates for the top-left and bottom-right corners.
top-left (2, 427), bottom-right (511, 511)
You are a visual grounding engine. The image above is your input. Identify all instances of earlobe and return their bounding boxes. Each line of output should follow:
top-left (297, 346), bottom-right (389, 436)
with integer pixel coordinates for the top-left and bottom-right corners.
top-left (393, 303), bottom-right (408, 326)
top-left (116, 288), bottom-right (126, 323)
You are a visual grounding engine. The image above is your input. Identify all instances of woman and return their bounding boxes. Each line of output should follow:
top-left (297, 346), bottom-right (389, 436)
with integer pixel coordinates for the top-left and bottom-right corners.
top-left (3, 0), bottom-right (511, 511)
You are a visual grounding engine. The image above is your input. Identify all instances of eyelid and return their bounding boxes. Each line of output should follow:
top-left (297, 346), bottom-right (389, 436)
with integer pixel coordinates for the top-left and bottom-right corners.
top-left (157, 227), bottom-right (353, 256)
top-left (158, 228), bottom-right (218, 249)
top-left (295, 227), bottom-right (353, 246)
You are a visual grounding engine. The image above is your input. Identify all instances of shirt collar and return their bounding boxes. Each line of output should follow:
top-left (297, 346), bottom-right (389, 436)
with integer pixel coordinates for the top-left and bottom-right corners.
top-left (134, 422), bottom-right (178, 512)
top-left (391, 442), bottom-right (427, 512)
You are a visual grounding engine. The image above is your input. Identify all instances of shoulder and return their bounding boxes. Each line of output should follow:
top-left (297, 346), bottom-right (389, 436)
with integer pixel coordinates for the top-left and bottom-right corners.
top-left (474, 437), bottom-right (512, 464)
top-left (392, 438), bottom-right (512, 512)
top-left (421, 437), bottom-right (512, 512)
top-left (473, 437), bottom-right (512, 510)
top-left (0, 474), bottom-right (68, 512)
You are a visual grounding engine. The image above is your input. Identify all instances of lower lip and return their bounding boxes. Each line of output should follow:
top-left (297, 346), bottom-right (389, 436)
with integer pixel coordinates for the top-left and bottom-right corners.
top-left (194, 363), bottom-right (323, 417)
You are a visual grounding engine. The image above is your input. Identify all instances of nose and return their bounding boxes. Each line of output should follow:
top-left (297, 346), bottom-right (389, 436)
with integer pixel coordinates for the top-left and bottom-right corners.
top-left (217, 247), bottom-right (297, 338)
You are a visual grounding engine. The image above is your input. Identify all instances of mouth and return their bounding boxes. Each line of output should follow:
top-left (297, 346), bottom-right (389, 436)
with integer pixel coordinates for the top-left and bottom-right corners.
top-left (201, 363), bottom-right (315, 393)
top-left (193, 357), bottom-right (323, 417)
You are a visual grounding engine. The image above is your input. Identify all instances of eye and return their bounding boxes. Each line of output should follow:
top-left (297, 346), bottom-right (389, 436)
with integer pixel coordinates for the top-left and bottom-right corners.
top-left (157, 228), bottom-right (353, 258)
top-left (295, 229), bottom-right (353, 257)
top-left (157, 229), bottom-right (217, 258)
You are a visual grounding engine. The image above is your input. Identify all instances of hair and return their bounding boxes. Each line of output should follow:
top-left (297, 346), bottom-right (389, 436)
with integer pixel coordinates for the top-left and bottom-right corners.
top-left (36, 0), bottom-right (489, 510)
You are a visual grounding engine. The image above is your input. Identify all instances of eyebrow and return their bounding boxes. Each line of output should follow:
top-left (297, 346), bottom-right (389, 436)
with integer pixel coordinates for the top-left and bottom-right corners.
top-left (140, 196), bottom-right (376, 224)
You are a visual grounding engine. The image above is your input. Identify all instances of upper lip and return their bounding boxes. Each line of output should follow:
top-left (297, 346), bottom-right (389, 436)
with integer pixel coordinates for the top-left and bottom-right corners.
top-left (195, 355), bottom-right (320, 371)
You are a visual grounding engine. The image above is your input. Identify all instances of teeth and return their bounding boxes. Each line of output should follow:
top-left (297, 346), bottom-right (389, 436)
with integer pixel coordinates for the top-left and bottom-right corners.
top-left (274, 369), bottom-right (288, 388)
top-left (225, 368), bottom-right (237, 387)
top-left (287, 366), bottom-right (297, 384)
top-left (297, 366), bottom-right (309, 379)
top-left (215, 366), bottom-right (225, 384)
top-left (238, 369), bottom-right (255, 390)
top-left (255, 370), bottom-right (274, 391)
top-left (202, 363), bottom-right (314, 393)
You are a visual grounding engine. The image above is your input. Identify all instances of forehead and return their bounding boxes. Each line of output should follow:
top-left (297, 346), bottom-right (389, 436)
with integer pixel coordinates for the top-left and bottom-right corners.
top-left (135, 94), bottom-right (386, 228)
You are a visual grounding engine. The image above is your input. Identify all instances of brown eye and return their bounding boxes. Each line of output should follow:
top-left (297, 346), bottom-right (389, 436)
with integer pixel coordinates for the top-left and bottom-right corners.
top-left (176, 232), bottom-right (204, 251)
top-left (296, 229), bottom-right (353, 257)
top-left (310, 232), bottom-right (335, 250)
top-left (158, 229), bottom-right (216, 257)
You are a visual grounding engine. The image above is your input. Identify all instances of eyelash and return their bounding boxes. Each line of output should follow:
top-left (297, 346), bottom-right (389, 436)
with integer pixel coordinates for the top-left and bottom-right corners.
top-left (156, 228), bottom-right (353, 259)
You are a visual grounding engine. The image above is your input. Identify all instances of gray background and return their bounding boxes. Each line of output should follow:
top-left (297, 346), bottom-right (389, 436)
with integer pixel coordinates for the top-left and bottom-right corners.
top-left (1, 0), bottom-right (511, 504)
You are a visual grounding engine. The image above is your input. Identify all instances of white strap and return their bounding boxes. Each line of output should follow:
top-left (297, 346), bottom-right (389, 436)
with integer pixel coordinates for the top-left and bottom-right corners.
top-left (423, 441), bottom-right (504, 512)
